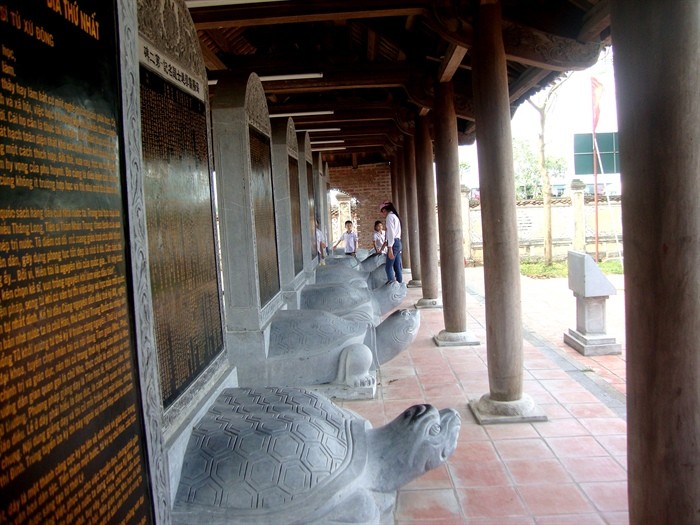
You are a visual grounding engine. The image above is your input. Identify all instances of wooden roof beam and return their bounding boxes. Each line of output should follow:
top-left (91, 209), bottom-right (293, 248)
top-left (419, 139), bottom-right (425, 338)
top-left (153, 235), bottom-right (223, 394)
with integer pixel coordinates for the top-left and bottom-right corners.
top-left (577, 0), bottom-right (610, 43)
top-left (438, 42), bottom-right (468, 82)
top-left (189, 0), bottom-right (429, 30)
top-left (427, 9), bottom-right (602, 71)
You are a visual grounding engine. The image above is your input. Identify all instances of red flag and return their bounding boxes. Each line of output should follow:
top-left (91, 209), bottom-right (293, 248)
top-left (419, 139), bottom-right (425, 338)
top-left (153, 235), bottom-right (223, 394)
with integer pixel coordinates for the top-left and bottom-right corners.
top-left (591, 77), bottom-right (604, 133)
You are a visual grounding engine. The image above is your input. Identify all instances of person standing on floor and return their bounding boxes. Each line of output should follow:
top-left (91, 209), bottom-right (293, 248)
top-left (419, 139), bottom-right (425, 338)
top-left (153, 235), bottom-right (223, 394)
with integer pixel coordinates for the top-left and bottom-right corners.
top-left (379, 201), bottom-right (402, 283)
top-left (372, 220), bottom-right (387, 254)
top-left (333, 220), bottom-right (358, 256)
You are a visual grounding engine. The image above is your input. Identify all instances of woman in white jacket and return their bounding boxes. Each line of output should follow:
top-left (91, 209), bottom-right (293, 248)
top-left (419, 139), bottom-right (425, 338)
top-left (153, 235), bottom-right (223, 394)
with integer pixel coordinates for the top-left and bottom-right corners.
top-left (379, 201), bottom-right (403, 283)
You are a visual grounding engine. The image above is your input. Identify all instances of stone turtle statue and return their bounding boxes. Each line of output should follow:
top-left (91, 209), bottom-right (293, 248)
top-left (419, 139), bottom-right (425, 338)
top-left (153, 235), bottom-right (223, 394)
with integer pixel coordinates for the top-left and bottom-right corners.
top-left (264, 308), bottom-right (420, 393)
top-left (173, 386), bottom-right (461, 525)
top-left (300, 280), bottom-right (407, 325)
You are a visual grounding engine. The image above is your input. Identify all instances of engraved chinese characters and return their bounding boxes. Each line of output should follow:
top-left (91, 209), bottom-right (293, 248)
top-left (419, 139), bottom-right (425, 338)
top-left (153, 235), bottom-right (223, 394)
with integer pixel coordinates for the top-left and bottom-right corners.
top-left (139, 66), bottom-right (223, 408)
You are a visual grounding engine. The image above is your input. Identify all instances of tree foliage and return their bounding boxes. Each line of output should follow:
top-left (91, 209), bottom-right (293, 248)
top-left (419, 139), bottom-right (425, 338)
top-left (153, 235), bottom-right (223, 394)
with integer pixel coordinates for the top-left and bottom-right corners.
top-left (513, 139), bottom-right (566, 199)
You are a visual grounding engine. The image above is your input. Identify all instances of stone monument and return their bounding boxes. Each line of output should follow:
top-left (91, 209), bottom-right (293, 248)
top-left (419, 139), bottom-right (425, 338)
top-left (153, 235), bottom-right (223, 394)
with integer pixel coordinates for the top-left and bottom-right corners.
top-left (173, 386), bottom-right (461, 525)
top-left (563, 251), bottom-right (622, 355)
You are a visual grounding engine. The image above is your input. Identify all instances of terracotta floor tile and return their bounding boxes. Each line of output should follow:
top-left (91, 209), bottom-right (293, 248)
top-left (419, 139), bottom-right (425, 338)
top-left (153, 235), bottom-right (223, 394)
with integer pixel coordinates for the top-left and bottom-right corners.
top-left (529, 369), bottom-right (571, 380)
top-left (580, 481), bottom-right (629, 512)
top-left (554, 390), bottom-right (601, 404)
top-left (455, 422), bottom-right (490, 442)
top-left (379, 365), bottom-right (417, 379)
top-left (527, 390), bottom-right (559, 405)
top-left (449, 460), bottom-right (511, 488)
top-left (468, 517), bottom-right (535, 525)
top-left (595, 434), bottom-right (627, 457)
top-left (577, 417), bottom-right (627, 435)
top-left (451, 440), bottom-right (500, 463)
top-left (540, 403), bottom-right (573, 420)
top-left (423, 382), bottom-right (465, 400)
top-left (534, 514), bottom-right (606, 524)
top-left (540, 379), bottom-right (591, 394)
top-left (416, 371), bottom-right (458, 385)
top-left (494, 439), bottom-right (556, 461)
top-left (545, 436), bottom-right (609, 458)
top-left (485, 423), bottom-right (540, 441)
top-left (458, 485), bottom-right (529, 517)
top-left (517, 483), bottom-right (595, 515)
top-left (403, 463), bottom-right (453, 490)
top-left (395, 519), bottom-right (467, 525)
top-left (558, 456), bottom-right (627, 482)
top-left (533, 418), bottom-right (590, 438)
top-left (373, 270), bottom-right (632, 523)
top-left (395, 488), bottom-right (463, 521)
top-left (564, 403), bottom-right (617, 418)
top-left (382, 377), bottom-right (424, 400)
top-left (600, 511), bottom-right (630, 524)
top-left (505, 458), bottom-right (571, 485)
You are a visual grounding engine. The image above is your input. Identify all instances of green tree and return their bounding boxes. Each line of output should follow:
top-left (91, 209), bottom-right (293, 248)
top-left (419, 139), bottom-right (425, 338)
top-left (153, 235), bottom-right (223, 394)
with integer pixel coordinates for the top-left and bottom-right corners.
top-left (524, 74), bottom-right (571, 264)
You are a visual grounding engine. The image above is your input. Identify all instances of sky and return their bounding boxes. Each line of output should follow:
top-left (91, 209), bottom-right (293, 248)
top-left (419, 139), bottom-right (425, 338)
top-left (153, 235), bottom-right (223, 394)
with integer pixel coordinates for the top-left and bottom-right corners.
top-left (459, 49), bottom-right (618, 189)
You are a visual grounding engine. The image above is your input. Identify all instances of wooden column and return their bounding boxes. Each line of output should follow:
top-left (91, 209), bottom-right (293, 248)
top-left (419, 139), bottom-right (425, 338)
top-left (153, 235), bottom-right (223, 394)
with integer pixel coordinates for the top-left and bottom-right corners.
top-left (390, 153), bottom-right (400, 210)
top-left (397, 146), bottom-right (411, 269)
top-left (611, 1), bottom-right (700, 522)
top-left (469, 0), bottom-right (545, 423)
top-left (432, 81), bottom-right (478, 346)
top-left (414, 115), bottom-right (441, 307)
top-left (404, 133), bottom-right (422, 285)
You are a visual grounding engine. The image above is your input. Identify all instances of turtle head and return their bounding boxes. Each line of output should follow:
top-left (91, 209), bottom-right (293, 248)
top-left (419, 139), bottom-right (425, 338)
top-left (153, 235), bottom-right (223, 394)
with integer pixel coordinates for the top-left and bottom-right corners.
top-left (367, 404), bottom-right (461, 492)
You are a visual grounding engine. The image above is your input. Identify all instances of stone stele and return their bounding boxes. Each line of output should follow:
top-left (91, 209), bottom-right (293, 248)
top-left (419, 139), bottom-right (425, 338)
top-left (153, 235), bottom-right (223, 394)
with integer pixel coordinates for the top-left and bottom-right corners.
top-left (173, 386), bottom-right (461, 525)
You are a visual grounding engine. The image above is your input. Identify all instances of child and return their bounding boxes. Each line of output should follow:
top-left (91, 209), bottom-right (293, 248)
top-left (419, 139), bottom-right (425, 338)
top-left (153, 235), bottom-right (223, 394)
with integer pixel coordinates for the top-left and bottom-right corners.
top-left (373, 220), bottom-right (387, 254)
top-left (333, 220), bottom-right (358, 256)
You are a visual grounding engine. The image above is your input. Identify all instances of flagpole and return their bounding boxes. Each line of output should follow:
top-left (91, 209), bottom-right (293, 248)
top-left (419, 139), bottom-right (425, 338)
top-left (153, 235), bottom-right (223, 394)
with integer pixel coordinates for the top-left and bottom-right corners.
top-left (593, 131), bottom-right (599, 262)
top-left (591, 77), bottom-right (603, 262)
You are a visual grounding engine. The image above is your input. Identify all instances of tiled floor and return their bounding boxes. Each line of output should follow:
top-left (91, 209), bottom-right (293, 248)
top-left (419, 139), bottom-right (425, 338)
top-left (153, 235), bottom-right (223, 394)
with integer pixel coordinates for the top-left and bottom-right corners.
top-left (338, 267), bottom-right (628, 524)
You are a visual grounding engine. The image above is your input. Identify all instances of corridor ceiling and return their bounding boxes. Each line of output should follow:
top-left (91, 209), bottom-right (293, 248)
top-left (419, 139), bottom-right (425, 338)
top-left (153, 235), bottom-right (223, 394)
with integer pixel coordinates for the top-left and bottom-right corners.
top-left (186, 0), bottom-right (611, 168)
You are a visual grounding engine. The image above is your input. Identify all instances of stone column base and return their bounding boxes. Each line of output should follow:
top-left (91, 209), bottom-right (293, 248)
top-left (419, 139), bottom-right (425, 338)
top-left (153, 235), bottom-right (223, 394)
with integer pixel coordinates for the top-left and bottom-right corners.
top-left (407, 279), bottom-right (422, 288)
top-left (415, 297), bottom-right (443, 309)
top-left (564, 329), bottom-right (621, 356)
top-left (433, 329), bottom-right (480, 347)
top-left (469, 393), bottom-right (548, 425)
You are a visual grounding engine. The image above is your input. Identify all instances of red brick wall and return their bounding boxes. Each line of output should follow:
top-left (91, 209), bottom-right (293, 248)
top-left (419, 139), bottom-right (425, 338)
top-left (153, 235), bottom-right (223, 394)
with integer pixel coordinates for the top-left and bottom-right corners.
top-left (329, 162), bottom-right (392, 249)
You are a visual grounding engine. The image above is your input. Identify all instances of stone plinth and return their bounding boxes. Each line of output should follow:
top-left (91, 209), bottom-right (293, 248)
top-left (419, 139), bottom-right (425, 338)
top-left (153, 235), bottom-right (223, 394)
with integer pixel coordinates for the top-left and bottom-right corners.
top-left (564, 251), bottom-right (621, 356)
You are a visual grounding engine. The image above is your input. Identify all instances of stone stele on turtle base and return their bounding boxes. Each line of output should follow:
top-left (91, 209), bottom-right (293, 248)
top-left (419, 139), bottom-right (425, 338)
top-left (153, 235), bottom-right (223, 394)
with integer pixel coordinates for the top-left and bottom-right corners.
top-left (173, 386), bottom-right (461, 525)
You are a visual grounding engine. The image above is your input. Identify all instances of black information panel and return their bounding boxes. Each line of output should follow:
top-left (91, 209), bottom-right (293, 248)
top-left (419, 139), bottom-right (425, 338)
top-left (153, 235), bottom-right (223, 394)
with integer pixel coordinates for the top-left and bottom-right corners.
top-left (306, 162), bottom-right (316, 259)
top-left (288, 157), bottom-right (303, 275)
top-left (0, 1), bottom-right (154, 523)
top-left (139, 66), bottom-right (223, 408)
top-left (249, 127), bottom-right (280, 306)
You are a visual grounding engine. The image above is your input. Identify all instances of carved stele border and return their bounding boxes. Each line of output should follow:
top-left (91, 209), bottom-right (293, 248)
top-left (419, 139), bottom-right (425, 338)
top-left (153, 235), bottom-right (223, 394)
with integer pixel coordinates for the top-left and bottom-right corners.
top-left (299, 131), bottom-right (312, 164)
top-left (136, 0), bottom-right (206, 81)
top-left (137, 0), bottom-right (232, 443)
top-left (245, 73), bottom-right (272, 136)
top-left (118, 0), bottom-right (172, 523)
top-left (286, 118), bottom-right (299, 159)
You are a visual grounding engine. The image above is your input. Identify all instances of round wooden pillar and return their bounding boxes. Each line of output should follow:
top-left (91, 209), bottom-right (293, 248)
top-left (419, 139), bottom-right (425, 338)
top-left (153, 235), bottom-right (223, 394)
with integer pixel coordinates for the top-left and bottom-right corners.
top-left (468, 0), bottom-right (545, 423)
top-left (404, 133), bottom-right (422, 284)
top-left (414, 115), bottom-right (441, 306)
top-left (433, 81), bottom-right (477, 345)
top-left (611, 1), bottom-right (700, 522)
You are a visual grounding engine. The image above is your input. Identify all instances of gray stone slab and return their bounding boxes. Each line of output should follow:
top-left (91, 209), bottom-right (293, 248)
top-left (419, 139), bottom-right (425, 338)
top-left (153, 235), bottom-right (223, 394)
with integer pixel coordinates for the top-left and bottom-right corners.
top-left (564, 328), bottom-right (622, 356)
top-left (468, 393), bottom-right (548, 425)
top-left (433, 330), bottom-right (480, 347)
top-left (567, 251), bottom-right (617, 297)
